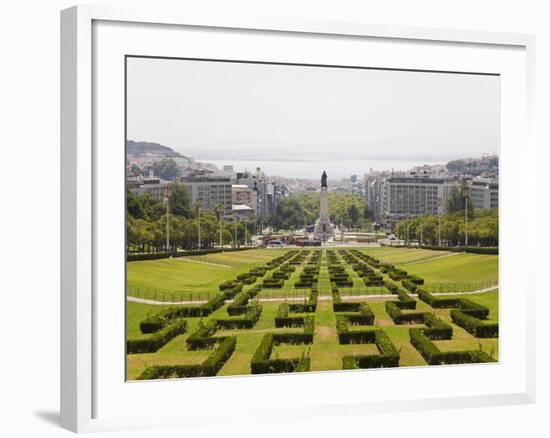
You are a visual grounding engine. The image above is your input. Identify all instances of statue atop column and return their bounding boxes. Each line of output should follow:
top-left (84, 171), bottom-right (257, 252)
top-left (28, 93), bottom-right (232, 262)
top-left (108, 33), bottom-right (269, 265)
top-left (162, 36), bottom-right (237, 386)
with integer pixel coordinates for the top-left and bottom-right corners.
top-left (313, 170), bottom-right (335, 241)
top-left (321, 171), bottom-right (328, 188)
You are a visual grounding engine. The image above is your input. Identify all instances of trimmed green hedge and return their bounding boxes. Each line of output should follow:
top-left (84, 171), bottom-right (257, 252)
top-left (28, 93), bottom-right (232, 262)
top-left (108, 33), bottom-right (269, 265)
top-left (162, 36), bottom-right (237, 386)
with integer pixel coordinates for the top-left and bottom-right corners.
top-left (409, 328), bottom-right (496, 365)
top-left (137, 336), bottom-right (236, 379)
top-left (139, 315), bottom-right (166, 334)
top-left (186, 320), bottom-right (218, 350)
top-left (219, 280), bottom-right (240, 291)
top-left (262, 278), bottom-right (285, 288)
top-left (420, 245), bottom-right (498, 255)
top-left (250, 317), bottom-right (314, 374)
top-left (227, 286), bottom-right (261, 316)
top-left (128, 247), bottom-right (254, 262)
top-left (416, 289), bottom-right (490, 319)
top-left (385, 301), bottom-right (425, 324)
top-left (342, 330), bottom-right (400, 369)
top-left (450, 310), bottom-right (499, 338)
top-left (408, 275), bottom-right (425, 285)
top-left (127, 320), bottom-right (187, 354)
top-left (215, 305), bottom-right (263, 329)
top-left (402, 279), bottom-right (418, 292)
top-left (158, 293), bottom-right (226, 319)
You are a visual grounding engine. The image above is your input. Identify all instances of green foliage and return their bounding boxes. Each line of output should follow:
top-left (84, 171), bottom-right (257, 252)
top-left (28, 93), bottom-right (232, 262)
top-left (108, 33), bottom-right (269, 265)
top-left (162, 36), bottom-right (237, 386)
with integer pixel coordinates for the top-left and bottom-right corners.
top-left (186, 320), bottom-right (219, 350)
top-left (152, 158), bottom-right (179, 181)
top-left (409, 328), bottom-right (496, 365)
top-left (450, 310), bottom-right (499, 338)
top-left (393, 208), bottom-right (498, 247)
top-left (168, 182), bottom-right (191, 218)
top-left (250, 318), bottom-right (314, 374)
top-left (215, 305), bottom-right (263, 329)
top-left (139, 315), bottom-right (166, 334)
top-left (127, 320), bottom-right (187, 354)
top-left (268, 192), bottom-right (370, 230)
top-left (137, 336), bottom-right (236, 379)
top-left (446, 181), bottom-right (474, 216)
top-left (342, 330), bottom-right (400, 369)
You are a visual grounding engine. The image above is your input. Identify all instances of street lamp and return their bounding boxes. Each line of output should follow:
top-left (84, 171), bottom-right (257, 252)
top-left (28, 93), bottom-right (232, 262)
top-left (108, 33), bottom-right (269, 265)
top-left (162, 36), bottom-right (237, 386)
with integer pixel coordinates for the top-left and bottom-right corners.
top-left (462, 183), bottom-right (469, 246)
top-left (197, 204), bottom-right (202, 250)
top-left (164, 184), bottom-right (171, 256)
top-left (406, 215), bottom-right (410, 246)
top-left (438, 214), bottom-right (441, 247)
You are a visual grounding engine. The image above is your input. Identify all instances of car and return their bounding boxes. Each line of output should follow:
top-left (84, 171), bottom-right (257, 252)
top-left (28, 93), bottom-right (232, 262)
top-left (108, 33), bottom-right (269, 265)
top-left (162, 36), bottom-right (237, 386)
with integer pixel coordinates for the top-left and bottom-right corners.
top-left (267, 240), bottom-right (284, 248)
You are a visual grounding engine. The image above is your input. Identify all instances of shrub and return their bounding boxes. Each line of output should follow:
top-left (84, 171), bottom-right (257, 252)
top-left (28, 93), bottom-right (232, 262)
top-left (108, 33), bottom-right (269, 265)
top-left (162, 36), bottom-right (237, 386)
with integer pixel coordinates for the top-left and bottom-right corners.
top-left (127, 320), bottom-right (187, 354)
top-left (236, 273), bottom-right (257, 285)
top-left (422, 313), bottom-right (453, 339)
top-left (219, 280), bottom-right (240, 291)
top-left (408, 275), bottom-right (425, 285)
top-left (226, 287), bottom-right (261, 315)
top-left (402, 279), bottom-right (418, 292)
top-left (409, 328), bottom-right (497, 365)
top-left (250, 328), bottom-right (313, 374)
top-left (140, 315), bottom-right (166, 334)
top-left (420, 245), bottom-right (498, 255)
top-left (215, 305), bottom-right (263, 329)
top-left (416, 289), bottom-right (491, 319)
top-left (450, 310), bottom-right (499, 338)
top-left (342, 330), bottom-right (399, 369)
top-left (262, 278), bottom-right (284, 288)
top-left (138, 336), bottom-right (236, 379)
top-left (385, 301), bottom-right (425, 324)
top-left (186, 320), bottom-right (218, 350)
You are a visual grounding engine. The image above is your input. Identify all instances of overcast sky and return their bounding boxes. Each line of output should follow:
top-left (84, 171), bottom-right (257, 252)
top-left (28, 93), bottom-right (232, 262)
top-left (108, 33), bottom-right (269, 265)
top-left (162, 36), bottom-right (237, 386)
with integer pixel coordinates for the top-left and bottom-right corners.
top-left (127, 57), bottom-right (499, 164)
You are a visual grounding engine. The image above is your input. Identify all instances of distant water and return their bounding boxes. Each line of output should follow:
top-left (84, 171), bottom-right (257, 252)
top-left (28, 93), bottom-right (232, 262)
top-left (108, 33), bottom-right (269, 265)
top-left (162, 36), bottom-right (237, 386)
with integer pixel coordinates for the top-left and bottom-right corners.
top-left (202, 159), bottom-right (444, 179)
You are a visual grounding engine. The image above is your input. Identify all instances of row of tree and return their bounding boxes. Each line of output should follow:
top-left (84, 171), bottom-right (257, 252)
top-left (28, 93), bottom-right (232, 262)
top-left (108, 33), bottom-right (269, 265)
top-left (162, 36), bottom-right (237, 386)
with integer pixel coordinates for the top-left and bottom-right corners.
top-left (268, 192), bottom-right (371, 231)
top-left (393, 208), bottom-right (498, 247)
top-left (126, 186), bottom-right (254, 253)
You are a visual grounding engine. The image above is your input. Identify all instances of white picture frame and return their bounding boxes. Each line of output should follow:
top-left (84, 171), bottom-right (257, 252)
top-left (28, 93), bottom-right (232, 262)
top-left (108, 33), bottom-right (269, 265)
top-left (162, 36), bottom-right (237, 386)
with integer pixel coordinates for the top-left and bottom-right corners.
top-left (60, 5), bottom-right (536, 433)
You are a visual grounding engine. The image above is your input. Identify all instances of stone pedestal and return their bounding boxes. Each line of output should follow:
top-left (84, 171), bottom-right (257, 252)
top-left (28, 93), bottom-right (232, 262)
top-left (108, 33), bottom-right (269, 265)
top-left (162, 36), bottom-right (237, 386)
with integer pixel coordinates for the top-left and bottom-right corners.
top-left (313, 186), bottom-right (334, 240)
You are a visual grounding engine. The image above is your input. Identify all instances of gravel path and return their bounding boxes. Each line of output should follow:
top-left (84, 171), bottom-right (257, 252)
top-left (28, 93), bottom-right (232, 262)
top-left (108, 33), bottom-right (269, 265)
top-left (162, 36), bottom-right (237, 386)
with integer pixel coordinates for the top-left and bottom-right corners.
top-left (126, 286), bottom-right (498, 306)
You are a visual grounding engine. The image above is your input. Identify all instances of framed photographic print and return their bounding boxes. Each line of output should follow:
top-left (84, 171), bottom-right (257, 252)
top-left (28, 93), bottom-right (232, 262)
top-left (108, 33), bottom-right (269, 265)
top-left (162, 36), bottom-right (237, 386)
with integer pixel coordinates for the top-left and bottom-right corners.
top-left (61, 5), bottom-right (536, 433)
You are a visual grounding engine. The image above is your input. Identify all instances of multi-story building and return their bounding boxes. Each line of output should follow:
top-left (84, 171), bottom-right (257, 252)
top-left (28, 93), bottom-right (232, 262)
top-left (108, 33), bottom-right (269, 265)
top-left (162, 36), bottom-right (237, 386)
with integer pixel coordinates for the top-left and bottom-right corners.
top-left (364, 171), bottom-right (393, 220)
top-left (379, 174), bottom-right (458, 226)
top-left (233, 169), bottom-right (281, 219)
top-left (469, 178), bottom-right (499, 209)
top-left (179, 175), bottom-right (233, 217)
top-left (127, 176), bottom-right (169, 201)
top-left (232, 184), bottom-right (258, 213)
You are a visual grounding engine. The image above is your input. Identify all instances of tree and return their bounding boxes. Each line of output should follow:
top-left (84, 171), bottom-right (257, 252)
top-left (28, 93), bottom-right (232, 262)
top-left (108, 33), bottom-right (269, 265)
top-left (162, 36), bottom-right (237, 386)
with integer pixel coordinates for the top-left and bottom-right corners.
top-left (169, 183), bottom-right (192, 218)
top-left (347, 204), bottom-right (359, 227)
top-left (152, 158), bottom-right (179, 181)
top-left (446, 182), bottom-right (474, 218)
top-left (126, 190), bottom-right (144, 219)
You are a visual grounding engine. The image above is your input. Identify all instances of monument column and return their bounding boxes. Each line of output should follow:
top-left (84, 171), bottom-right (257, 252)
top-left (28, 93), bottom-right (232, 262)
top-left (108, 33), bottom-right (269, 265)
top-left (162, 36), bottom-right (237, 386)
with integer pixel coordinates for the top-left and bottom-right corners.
top-left (313, 171), bottom-right (335, 241)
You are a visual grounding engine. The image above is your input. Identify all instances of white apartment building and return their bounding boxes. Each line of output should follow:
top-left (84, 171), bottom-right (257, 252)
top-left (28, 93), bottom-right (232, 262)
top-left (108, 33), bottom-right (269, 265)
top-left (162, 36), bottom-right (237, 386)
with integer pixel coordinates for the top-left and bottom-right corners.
top-left (179, 175), bottom-right (233, 217)
top-left (127, 176), bottom-right (169, 201)
top-left (469, 178), bottom-right (499, 209)
top-left (380, 175), bottom-right (458, 225)
top-left (232, 184), bottom-right (258, 214)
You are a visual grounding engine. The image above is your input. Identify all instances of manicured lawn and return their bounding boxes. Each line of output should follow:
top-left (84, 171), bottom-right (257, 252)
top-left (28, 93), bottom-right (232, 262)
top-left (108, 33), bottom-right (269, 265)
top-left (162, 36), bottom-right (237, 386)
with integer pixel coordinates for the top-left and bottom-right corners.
top-left (362, 247), bottom-right (452, 264)
top-left (127, 248), bottom-right (287, 300)
top-left (126, 247), bottom-right (499, 379)
top-left (397, 253), bottom-right (498, 286)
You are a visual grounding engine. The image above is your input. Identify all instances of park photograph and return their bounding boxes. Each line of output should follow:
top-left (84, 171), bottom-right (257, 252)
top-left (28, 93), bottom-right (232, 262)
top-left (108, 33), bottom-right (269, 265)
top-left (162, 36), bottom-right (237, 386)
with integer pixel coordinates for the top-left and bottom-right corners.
top-left (125, 56), bottom-right (499, 380)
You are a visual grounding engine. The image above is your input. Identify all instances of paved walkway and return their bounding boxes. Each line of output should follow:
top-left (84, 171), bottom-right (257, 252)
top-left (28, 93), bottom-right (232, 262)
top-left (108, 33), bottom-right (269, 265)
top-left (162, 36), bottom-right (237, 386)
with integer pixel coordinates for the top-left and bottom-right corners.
top-left (126, 286), bottom-right (498, 306)
top-left (177, 258), bottom-right (233, 268)
top-left (402, 252), bottom-right (460, 265)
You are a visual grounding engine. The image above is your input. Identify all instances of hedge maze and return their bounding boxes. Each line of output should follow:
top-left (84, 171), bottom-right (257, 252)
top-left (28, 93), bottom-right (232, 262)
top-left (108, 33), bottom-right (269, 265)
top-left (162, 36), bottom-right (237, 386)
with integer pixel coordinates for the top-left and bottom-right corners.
top-left (127, 247), bottom-right (499, 380)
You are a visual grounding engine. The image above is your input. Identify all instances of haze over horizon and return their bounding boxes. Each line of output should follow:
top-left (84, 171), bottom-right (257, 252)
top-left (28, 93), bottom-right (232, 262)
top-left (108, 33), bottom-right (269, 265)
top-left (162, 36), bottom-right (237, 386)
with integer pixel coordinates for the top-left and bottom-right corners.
top-left (127, 57), bottom-right (499, 166)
